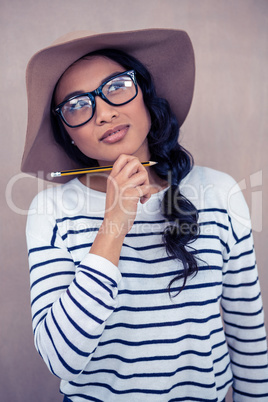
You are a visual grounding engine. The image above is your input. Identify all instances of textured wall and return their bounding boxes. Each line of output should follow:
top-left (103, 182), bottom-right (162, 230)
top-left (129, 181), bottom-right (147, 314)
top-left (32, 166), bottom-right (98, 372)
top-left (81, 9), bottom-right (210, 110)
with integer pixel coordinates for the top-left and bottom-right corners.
top-left (1, 1), bottom-right (267, 401)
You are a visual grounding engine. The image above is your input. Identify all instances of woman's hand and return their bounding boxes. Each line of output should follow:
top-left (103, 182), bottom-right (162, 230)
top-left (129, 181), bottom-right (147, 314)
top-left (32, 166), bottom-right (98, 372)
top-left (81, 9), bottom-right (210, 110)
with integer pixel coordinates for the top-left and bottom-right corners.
top-left (89, 154), bottom-right (151, 265)
top-left (103, 154), bottom-right (151, 239)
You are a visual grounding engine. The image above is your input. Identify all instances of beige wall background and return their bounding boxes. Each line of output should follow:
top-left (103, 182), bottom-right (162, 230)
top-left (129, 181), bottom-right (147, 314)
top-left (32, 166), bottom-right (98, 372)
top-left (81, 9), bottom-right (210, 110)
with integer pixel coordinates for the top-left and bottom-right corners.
top-left (0, 0), bottom-right (267, 401)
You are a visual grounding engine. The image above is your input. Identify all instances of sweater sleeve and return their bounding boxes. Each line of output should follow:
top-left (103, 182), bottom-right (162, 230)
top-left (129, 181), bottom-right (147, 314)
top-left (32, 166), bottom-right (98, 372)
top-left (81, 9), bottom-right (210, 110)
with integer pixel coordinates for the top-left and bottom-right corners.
top-left (26, 192), bottom-right (122, 381)
top-left (221, 181), bottom-right (268, 400)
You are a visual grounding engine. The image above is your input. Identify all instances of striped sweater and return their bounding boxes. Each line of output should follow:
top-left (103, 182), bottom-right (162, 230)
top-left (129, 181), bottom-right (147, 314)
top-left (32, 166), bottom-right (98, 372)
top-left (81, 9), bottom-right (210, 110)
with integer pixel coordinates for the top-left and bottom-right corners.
top-left (26, 166), bottom-right (268, 401)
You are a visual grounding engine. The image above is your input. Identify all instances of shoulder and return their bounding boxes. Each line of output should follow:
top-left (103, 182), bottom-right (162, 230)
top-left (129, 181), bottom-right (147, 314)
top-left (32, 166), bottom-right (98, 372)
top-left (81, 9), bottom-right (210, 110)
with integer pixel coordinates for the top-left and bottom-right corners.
top-left (28, 178), bottom-right (79, 214)
top-left (28, 178), bottom-right (106, 220)
top-left (182, 165), bottom-right (241, 202)
top-left (182, 166), bottom-right (251, 233)
top-left (183, 165), bottom-right (237, 191)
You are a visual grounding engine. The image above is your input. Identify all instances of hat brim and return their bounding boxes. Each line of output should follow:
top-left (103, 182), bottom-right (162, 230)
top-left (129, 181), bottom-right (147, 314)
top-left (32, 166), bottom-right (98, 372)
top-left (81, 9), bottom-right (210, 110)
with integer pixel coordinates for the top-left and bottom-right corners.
top-left (21, 28), bottom-right (195, 183)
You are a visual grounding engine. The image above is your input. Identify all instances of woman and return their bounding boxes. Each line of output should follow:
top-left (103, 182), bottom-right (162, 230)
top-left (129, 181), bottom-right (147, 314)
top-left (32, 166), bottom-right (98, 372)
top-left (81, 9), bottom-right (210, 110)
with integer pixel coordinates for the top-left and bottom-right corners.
top-left (21, 29), bottom-right (268, 401)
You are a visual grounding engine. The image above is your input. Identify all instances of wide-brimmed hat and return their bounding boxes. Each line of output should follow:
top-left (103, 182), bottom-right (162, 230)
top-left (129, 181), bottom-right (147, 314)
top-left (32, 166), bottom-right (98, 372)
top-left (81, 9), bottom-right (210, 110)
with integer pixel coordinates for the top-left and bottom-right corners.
top-left (21, 28), bottom-right (195, 183)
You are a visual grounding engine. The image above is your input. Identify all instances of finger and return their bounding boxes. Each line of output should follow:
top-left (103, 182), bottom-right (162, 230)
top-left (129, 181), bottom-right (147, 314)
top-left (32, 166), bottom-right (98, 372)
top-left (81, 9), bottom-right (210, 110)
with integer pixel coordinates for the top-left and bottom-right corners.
top-left (109, 154), bottom-right (137, 177)
top-left (120, 170), bottom-right (148, 189)
top-left (136, 184), bottom-right (152, 204)
top-left (110, 155), bottom-right (148, 181)
top-left (117, 159), bottom-right (148, 183)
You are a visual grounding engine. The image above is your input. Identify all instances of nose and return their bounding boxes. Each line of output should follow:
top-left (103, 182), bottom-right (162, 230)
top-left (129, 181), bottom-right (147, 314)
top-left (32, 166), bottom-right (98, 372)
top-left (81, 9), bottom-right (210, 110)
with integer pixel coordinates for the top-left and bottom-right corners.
top-left (94, 96), bottom-right (119, 124)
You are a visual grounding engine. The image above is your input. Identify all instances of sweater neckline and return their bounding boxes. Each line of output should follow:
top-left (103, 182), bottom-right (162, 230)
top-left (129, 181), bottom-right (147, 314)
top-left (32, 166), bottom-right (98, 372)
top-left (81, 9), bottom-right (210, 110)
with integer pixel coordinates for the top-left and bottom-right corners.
top-left (71, 167), bottom-right (194, 199)
top-left (72, 177), bottom-right (170, 200)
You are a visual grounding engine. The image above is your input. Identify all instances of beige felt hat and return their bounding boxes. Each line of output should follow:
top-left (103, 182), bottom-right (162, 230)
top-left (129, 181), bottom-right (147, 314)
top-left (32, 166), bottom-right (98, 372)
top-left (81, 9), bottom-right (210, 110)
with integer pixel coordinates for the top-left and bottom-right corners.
top-left (21, 28), bottom-right (195, 182)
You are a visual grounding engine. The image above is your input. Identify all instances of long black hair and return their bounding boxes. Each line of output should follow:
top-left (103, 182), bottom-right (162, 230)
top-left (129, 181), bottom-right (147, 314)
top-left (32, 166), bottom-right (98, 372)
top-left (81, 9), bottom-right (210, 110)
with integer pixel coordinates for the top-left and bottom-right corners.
top-left (51, 48), bottom-right (199, 295)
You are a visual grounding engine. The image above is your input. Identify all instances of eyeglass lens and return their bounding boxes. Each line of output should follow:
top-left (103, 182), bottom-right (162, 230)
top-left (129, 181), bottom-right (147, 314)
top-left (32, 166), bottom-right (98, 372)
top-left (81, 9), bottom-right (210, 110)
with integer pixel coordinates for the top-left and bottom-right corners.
top-left (60, 73), bottom-right (136, 127)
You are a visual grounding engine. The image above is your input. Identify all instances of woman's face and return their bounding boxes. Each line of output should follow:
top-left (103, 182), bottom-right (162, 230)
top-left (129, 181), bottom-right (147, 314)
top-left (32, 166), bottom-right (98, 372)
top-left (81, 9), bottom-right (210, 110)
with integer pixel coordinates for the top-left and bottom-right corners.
top-left (55, 56), bottom-right (151, 166)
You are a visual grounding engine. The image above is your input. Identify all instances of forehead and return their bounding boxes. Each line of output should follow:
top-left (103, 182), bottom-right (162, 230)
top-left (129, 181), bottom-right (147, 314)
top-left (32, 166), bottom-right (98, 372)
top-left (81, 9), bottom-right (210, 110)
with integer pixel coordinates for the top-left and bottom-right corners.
top-left (55, 56), bottom-right (125, 103)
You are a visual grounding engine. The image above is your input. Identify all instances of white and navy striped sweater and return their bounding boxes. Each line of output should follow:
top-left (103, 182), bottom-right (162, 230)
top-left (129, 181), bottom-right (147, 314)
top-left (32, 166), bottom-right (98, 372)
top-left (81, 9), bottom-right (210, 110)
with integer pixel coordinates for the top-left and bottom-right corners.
top-left (26, 166), bottom-right (268, 401)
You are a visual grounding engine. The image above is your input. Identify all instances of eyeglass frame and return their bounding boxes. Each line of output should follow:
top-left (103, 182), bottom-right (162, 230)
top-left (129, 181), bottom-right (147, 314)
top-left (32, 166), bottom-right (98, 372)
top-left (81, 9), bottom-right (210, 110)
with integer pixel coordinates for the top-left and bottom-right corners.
top-left (53, 70), bottom-right (138, 128)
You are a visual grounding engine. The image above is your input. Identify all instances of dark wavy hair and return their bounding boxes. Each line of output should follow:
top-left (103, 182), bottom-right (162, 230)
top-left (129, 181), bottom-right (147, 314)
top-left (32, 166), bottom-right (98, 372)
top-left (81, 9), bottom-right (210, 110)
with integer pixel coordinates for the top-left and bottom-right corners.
top-left (51, 48), bottom-right (199, 295)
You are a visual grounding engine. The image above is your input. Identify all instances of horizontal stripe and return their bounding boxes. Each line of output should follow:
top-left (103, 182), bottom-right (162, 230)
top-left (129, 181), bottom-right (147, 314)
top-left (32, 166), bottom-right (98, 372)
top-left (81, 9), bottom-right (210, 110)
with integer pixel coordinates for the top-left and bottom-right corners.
top-left (31, 285), bottom-right (68, 307)
top-left (32, 303), bottom-right (53, 322)
top-left (213, 349), bottom-right (229, 364)
top-left (225, 333), bottom-right (267, 344)
top-left (233, 374), bottom-right (268, 384)
top-left (198, 208), bottom-right (227, 214)
top-left (79, 270), bottom-right (115, 299)
top-left (92, 350), bottom-right (210, 364)
top-left (222, 278), bottom-right (258, 288)
top-left (231, 359), bottom-right (268, 370)
top-left (44, 320), bottom-right (81, 376)
top-left (62, 227), bottom-right (99, 240)
top-left (192, 248), bottom-right (222, 256)
top-left (228, 344), bottom-right (268, 357)
top-left (78, 265), bottom-right (117, 287)
top-left (73, 279), bottom-right (114, 311)
top-left (28, 245), bottom-right (60, 255)
top-left (119, 255), bottom-right (175, 264)
top-left (221, 292), bottom-right (261, 303)
top-left (222, 263), bottom-right (256, 276)
top-left (236, 230), bottom-right (252, 244)
top-left (216, 377), bottom-right (233, 392)
top-left (56, 216), bottom-right (166, 225)
top-left (122, 242), bottom-right (164, 251)
top-left (59, 298), bottom-right (100, 340)
top-left (214, 361), bottom-right (230, 377)
top-left (105, 313), bottom-right (221, 330)
top-left (68, 242), bottom-right (93, 252)
top-left (29, 258), bottom-right (73, 273)
top-left (115, 296), bottom-right (220, 313)
top-left (228, 248), bottom-right (254, 260)
top-left (221, 306), bottom-right (263, 317)
top-left (169, 398), bottom-right (217, 402)
top-left (223, 319), bottom-right (265, 331)
top-left (99, 327), bottom-right (223, 348)
top-left (67, 289), bottom-right (104, 325)
top-left (133, 219), bottom-right (166, 225)
top-left (68, 379), bottom-right (216, 394)
top-left (51, 309), bottom-right (89, 357)
top-left (30, 271), bottom-right (74, 290)
top-left (56, 215), bottom-right (104, 224)
top-left (199, 221), bottom-right (228, 231)
top-left (125, 231), bottom-right (164, 237)
top-left (118, 281), bottom-right (222, 296)
top-left (121, 264), bottom-right (221, 279)
top-left (82, 364), bottom-right (213, 379)
top-left (233, 387), bottom-right (268, 398)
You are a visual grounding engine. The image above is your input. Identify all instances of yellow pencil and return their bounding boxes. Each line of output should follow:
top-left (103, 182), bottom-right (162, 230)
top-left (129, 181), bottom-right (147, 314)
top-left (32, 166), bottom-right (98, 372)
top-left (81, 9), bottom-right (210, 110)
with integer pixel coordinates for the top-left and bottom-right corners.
top-left (51, 161), bottom-right (157, 178)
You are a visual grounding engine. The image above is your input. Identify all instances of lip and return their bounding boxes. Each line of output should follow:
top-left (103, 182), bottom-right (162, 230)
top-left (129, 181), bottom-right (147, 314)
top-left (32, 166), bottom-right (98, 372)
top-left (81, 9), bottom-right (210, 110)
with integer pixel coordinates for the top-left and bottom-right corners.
top-left (100, 125), bottom-right (129, 143)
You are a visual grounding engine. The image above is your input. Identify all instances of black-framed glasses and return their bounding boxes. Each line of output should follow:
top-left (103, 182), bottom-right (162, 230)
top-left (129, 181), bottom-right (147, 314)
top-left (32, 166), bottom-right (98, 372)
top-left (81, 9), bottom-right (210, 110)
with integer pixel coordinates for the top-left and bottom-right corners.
top-left (54, 70), bottom-right (138, 128)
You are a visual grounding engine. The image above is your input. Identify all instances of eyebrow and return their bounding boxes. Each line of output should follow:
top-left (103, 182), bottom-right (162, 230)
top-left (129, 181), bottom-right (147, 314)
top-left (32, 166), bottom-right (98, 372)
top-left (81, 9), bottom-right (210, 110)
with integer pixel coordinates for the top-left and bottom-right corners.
top-left (62, 70), bottom-right (125, 103)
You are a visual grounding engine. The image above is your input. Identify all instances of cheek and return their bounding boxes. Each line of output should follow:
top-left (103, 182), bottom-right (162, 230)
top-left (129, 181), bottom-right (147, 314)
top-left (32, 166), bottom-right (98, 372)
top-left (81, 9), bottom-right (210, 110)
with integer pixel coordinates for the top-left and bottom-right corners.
top-left (64, 125), bottom-right (99, 158)
top-left (134, 98), bottom-right (151, 134)
top-left (65, 123), bottom-right (92, 143)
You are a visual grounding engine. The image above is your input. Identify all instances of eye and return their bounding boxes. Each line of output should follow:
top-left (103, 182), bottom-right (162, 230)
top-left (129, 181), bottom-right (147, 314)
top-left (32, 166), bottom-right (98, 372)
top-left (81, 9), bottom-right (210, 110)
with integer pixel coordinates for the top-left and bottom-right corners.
top-left (108, 81), bottom-right (125, 93)
top-left (67, 97), bottom-right (92, 112)
top-left (106, 77), bottom-right (132, 94)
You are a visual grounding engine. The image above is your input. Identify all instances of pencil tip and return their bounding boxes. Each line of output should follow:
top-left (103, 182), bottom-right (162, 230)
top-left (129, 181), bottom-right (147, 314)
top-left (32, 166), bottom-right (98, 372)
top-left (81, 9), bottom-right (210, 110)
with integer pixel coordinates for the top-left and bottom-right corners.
top-left (149, 161), bottom-right (158, 166)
